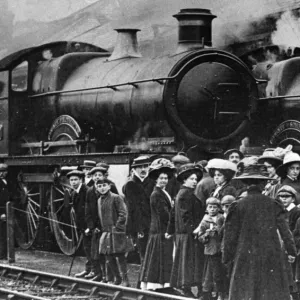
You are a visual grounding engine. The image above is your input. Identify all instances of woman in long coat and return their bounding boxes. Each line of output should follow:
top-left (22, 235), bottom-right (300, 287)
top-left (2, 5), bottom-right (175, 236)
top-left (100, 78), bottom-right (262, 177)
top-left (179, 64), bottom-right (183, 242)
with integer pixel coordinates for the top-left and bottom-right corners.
top-left (140, 158), bottom-right (175, 291)
top-left (168, 163), bottom-right (206, 298)
top-left (223, 163), bottom-right (297, 300)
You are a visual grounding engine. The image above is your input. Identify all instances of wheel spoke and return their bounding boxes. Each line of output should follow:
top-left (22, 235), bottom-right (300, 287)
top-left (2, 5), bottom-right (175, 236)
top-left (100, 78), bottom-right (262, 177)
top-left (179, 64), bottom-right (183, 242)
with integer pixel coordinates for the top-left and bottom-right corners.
top-left (54, 186), bottom-right (65, 196)
top-left (28, 192), bottom-right (40, 197)
top-left (53, 198), bottom-right (64, 203)
top-left (28, 204), bottom-right (37, 230)
top-left (28, 198), bottom-right (40, 207)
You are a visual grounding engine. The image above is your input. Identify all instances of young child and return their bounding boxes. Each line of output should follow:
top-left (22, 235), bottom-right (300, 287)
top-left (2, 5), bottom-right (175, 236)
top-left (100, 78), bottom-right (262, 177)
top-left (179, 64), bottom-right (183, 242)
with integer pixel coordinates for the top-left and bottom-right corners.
top-left (194, 197), bottom-right (225, 300)
top-left (220, 195), bottom-right (236, 218)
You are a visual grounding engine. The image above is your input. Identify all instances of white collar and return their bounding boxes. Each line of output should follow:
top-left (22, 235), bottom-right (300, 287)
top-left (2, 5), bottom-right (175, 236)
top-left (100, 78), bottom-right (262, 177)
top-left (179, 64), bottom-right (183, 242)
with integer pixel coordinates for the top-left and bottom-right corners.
top-left (85, 177), bottom-right (92, 184)
top-left (132, 169), bottom-right (147, 182)
top-left (287, 175), bottom-right (297, 182)
top-left (75, 183), bottom-right (82, 194)
top-left (1, 179), bottom-right (7, 185)
top-left (286, 203), bottom-right (296, 211)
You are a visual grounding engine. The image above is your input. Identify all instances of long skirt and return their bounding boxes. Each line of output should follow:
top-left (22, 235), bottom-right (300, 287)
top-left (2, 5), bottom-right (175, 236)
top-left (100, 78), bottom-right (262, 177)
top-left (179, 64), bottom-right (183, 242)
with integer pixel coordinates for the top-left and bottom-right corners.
top-left (140, 233), bottom-right (173, 290)
top-left (170, 233), bottom-right (204, 288)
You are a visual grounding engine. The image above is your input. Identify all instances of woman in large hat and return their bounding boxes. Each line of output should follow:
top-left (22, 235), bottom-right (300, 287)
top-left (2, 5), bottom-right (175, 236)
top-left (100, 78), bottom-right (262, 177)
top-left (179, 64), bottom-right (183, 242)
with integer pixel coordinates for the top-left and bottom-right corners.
top-left (207, 159), bottom-right (237, 200)
top-left (277, 151), bottom-right (300, 199)
top-left (168, 163), bottom-right (206, 298)
top-left (258, 148), bottom-right (283, 198)
top-left (223, 163), bottom-right (296, 300)
top-left (140, 158), bottom-right (175, 291)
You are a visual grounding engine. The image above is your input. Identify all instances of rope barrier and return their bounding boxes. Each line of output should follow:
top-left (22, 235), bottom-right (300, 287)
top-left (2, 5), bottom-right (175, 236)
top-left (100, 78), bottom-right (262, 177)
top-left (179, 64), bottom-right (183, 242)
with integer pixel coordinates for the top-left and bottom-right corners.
top-left (12, 206), bottom-right (77, 230)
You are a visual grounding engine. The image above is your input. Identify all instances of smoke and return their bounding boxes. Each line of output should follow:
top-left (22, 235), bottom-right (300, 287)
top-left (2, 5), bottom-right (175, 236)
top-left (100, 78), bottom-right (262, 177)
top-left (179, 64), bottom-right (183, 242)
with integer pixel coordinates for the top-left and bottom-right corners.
top-left (272, 10), bottom-right (300, 48)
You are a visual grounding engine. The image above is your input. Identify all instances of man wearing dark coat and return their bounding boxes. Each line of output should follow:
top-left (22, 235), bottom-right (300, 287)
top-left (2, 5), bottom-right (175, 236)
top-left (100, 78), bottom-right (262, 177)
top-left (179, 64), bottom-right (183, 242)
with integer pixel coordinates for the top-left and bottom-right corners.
top-left (122, 155), bottom-right (154, 288)
top-left (0, 164), bottom-right (9, 259)
top-left (223, 163), bottom-right (297, 300)
top-left (64, 171), bottom-right (88, 278)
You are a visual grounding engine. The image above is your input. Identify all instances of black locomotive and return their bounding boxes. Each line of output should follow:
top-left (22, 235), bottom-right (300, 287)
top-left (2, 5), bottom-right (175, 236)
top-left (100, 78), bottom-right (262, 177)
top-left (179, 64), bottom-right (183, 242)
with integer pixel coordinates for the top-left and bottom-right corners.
top-left (0, 8), bottom-right (292, 254)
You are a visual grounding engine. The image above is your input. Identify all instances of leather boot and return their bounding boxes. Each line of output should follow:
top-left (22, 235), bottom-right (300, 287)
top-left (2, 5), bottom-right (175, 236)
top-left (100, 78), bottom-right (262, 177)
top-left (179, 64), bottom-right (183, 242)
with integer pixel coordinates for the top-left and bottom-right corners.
top-left (117, 255), bottom-right (131, 287)
top-left (107, 256), bottom-right (121, 285)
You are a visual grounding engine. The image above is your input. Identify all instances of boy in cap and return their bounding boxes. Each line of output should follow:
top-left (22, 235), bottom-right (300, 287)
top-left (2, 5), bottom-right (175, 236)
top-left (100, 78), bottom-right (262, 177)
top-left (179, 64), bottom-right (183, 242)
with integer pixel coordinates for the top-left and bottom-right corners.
top-left (194, 197), bottom-right (225, 300)
top-left (96, 162), bottom-right (119, 194)
top-left (277, 185), bottom-right (300, 300)
top-left (84, 166), bottom-right (112, 282)
top-left (0, 164), bottom-right (9, 259)
top-left (80, 160), bottom-right (96, 187)
top-left (122, 155), bottom-right (154, 288)
top-left (221, 195), bottom-right (236, 218)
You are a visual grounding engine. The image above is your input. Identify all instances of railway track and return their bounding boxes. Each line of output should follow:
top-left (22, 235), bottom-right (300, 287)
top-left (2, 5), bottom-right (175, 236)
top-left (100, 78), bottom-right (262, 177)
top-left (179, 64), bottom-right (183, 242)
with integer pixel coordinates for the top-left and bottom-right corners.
top-left (0, 264), bottom-right (189, 300)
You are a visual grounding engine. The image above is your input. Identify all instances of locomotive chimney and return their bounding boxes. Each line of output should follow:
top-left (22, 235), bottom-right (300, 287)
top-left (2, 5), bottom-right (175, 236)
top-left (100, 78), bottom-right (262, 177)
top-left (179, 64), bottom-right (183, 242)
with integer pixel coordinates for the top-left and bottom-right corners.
top-left (173, 8), bottom-right (216, 54)
top-left (108, 28), bottom-right (142, 61)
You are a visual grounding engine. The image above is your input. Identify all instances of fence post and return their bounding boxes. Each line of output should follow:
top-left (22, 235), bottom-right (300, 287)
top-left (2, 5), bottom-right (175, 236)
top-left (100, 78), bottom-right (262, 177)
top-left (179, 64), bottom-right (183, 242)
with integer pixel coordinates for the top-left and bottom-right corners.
top-left (6, 202), bottom-right (15, 263)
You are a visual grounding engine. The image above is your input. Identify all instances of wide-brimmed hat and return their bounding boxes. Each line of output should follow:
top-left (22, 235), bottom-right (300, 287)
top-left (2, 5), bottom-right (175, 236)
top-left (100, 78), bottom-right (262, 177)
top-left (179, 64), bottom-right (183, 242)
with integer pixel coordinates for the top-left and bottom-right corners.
top-left (207, 159), bottom-right (237, 172)
top-left (148, 158), bottom-right (175, 180)
top-left (132, 155), bottom-right (151, 168)
top-left (0, 164), bottom-right (8, 171)
top-left (224, 149), bottom-right (244, 160)
top-left (258, 148), bottom-right (283, 165)
top-left (96, 162), bottom-right (110, 171)
top-left (80, 160), bottom-right (96, 169)
top-left (177, 163), bottom-right (203, 183)
top-left (276, 151), bottom-right (300, 178)
top-left (171, 152), bottom-right (190, 164)
top-left (66, 170), bottom-right (85, 179)
top-left (89, 166), bottom-right (107, 175)
top-left (233, 164), bottom-right (270, 180)
top-left (277, 185), bottom-right (297, 198)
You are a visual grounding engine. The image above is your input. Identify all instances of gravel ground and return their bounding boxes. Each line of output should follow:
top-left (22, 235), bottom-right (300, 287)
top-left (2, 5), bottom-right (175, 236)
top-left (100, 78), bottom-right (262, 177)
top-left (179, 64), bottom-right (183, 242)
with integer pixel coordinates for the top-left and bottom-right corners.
top-left (0, 248), bottom-right (140, 287)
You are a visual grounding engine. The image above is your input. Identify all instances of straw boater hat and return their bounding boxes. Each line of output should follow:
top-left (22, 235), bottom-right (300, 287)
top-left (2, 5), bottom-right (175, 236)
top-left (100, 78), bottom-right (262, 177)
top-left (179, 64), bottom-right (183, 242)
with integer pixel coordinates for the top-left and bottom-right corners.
top-left (171, 152), bottom-right (190, 164)
top-left (89, 166), bottom-right (107, 176)
top-left (224, 148), bottom-right (244, 160)
top-left (276, 151), bottom-right (300, 178)
top-left (96, 162), bottom-right (110, 171)
top-left (131, 155), bottom-right (151, 168)
top-left (148, 158), bottom-right (175, 180)
top-left (177, 163), bottom-right (203, 183)
top-left (206, 197), bottom-right (221, 206)
top-left (233, 163), bottom-right (271, 181)
top-left (80, 160), bottom-right (96, 169)
top-left (276, 185), bottom-right (298, 198)
top-left (66, 170), bottom-right (85, 179)
top-left (207, 159), bottom-right (237, 179)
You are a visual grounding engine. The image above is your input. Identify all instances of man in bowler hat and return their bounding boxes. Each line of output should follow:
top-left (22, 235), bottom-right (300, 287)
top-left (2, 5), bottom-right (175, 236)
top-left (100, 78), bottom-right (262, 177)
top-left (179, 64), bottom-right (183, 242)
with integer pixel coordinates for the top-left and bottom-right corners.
top-left (122, 155), bottom-right (155, 288)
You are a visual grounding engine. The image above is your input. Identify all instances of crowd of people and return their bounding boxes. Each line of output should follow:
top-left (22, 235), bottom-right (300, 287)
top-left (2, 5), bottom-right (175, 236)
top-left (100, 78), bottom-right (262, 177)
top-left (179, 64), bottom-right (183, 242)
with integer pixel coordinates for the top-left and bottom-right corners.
top-left (3, 145), bottom-right (300, 300)
top-left (59, 146), bottom-right (300, 300)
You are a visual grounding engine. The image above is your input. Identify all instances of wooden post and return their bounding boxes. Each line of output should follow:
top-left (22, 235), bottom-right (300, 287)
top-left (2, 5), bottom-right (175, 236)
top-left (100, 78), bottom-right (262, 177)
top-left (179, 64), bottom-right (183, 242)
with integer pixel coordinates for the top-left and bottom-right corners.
top-left (6, 202), bottom-right (15, 263)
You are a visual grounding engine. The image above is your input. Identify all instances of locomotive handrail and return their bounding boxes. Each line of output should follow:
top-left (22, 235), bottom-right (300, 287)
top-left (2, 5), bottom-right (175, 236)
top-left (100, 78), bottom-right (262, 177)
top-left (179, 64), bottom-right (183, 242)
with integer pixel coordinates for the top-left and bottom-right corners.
top-left (259, 94), bottom-right (300, 101)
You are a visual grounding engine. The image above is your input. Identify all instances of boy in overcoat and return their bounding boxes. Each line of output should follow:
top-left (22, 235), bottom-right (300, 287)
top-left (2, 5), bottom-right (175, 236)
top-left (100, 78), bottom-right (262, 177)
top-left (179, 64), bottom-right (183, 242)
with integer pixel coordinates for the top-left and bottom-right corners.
top-left (98, 178), bottom-right (133, 287)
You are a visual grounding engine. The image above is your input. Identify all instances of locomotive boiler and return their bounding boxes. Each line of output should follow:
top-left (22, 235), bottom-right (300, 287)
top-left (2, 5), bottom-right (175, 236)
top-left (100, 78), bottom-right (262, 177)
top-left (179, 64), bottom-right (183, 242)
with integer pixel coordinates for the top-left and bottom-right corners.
top-left (0, 8), bottom-right (260, 255)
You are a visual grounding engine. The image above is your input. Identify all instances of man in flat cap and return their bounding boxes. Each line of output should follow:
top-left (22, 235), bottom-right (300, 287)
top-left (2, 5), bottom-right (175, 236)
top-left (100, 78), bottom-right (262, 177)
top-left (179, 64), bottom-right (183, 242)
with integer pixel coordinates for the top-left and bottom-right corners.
top-left (0, 164), bottom-right (9, 259)
top-left (122, 155), bottom-right (155, 288)
top-left (96, 162), bottom-right (119, 194)
top-left (224, 149), bottom-right (244, 165)
top-left (80, 160), bottom-right (96, 187)
top-left (64, 171), bottom-right (88, 277)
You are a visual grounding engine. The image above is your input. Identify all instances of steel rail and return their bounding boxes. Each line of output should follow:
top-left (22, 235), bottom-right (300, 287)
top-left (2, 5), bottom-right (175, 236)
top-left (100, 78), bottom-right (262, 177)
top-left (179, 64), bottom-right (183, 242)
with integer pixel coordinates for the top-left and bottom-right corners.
top-left (0, 287), bottom-right (50, 299)
top-left (0, 264), bottom-right (189, 300)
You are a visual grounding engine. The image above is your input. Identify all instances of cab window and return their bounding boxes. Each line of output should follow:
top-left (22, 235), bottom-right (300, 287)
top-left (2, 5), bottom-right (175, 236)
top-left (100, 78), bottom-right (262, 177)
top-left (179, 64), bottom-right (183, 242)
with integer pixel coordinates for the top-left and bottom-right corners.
top-left (11, 61), bottom-right (28, 92)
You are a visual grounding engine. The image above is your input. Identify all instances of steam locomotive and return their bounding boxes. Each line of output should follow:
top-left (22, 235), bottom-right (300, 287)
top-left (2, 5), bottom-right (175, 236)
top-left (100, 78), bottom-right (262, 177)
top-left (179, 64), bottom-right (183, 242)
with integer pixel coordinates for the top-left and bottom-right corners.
top-left (0, 8), bottom-right (295, 255)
